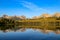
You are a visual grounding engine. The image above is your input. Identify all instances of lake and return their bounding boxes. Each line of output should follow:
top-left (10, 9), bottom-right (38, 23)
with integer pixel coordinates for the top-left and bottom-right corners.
top-left (0, 28), bottom-right (60, 40)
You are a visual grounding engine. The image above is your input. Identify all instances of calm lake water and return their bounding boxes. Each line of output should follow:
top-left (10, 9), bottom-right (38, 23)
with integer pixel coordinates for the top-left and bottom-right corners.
top-left (0, 28), bottom-right (60, 40)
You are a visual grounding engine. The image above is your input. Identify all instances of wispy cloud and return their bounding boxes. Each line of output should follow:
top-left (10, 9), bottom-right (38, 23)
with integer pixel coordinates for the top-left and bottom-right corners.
top-left (13, 0), bottom-right (52, 18)
top-left (21, 1), bottom-right (51, 14)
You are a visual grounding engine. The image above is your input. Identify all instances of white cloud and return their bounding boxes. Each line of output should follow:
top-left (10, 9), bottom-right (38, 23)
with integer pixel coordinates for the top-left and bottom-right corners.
top-left (21, 1), bottom-right (51, 13)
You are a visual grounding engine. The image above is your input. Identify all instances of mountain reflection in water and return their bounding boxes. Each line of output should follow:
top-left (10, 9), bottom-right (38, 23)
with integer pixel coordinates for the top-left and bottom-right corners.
top-left (0, 28), bottom-right (60, 34)
top-left (0, 26), bottom-right (60, 40)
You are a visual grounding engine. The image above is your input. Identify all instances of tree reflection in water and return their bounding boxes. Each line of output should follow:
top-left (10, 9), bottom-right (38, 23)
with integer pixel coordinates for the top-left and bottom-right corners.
top-left (0, 25), bottom-right (60, 34)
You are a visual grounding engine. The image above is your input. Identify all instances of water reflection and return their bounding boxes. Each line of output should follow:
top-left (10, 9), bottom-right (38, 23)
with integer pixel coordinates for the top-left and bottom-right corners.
top-left (0, 25), bottom-right (60, 34)
top-left (0, 26), bottom-right (60, 40)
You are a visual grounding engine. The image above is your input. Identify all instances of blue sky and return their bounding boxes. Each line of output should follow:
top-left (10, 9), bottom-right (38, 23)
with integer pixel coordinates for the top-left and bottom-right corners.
top-left (0, 0), bottom-right (60, 18)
